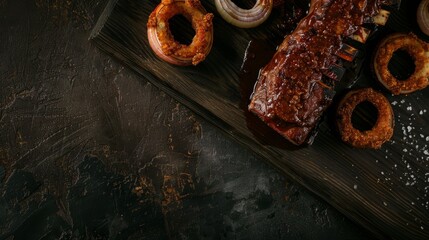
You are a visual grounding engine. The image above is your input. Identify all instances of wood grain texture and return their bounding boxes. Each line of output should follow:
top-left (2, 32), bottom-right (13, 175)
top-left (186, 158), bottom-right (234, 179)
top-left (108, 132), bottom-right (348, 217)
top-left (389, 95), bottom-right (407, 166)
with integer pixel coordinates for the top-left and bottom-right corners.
top-left (90, 0), bottom-right (429, 239)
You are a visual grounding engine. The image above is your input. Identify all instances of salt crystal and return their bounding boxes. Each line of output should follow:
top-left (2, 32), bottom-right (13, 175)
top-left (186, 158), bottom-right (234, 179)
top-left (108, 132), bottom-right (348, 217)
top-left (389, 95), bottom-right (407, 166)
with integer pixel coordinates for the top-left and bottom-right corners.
top-left (407, 106), bottom-right (413, 111)
top-left (354, 184), bottom-right (358, 190)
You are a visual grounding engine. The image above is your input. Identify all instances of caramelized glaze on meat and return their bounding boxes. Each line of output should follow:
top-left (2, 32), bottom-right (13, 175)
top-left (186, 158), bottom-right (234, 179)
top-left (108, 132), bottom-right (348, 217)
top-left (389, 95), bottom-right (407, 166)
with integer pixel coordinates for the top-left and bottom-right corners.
top-left (248, 0), bottom-right (387, 145)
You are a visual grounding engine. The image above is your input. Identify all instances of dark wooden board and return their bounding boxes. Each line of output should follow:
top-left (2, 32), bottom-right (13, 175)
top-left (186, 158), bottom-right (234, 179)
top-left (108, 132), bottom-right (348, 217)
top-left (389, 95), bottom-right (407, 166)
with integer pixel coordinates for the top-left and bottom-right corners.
top-left (90, 0), bottom-right (429, 239)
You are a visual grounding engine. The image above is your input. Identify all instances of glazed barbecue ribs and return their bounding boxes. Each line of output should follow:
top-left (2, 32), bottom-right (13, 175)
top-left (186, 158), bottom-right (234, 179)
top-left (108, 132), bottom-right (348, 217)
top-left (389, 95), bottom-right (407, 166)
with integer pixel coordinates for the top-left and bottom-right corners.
top-left (248, 0), bottom-right (390, 145)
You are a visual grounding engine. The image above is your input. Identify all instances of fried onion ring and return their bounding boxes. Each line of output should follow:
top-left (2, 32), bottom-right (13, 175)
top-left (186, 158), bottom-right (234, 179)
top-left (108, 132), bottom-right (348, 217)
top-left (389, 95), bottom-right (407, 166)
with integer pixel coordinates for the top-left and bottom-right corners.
top-left (373, 33), bottom-right (429, 95)
top-left (147, 0), bottom-right (214, 66)
top-left (336, 88), bottom-right (394, 149)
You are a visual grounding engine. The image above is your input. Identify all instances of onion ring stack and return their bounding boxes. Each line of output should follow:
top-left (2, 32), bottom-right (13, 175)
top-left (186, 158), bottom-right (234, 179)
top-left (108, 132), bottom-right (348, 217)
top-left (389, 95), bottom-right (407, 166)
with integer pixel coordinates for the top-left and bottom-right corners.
top-left (147, 0), bottom-right (214, 66)
top-left (336, 88), bottom-right (394, 149)
top-left (373, 33), bottom-right (429, 95)
top-left (214, 0), bottom-right (273, 28)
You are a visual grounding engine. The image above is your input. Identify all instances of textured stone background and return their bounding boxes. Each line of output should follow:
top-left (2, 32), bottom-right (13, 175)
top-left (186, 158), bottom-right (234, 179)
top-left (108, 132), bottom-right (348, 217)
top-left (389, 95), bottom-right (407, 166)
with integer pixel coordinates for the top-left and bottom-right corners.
top-left (0, 0), bottom-right (376, 239)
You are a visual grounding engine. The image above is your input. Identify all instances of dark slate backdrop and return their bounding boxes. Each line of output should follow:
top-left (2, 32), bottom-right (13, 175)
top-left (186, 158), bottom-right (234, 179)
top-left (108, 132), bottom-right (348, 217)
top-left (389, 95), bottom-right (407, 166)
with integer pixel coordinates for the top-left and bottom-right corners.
top-left (0, 0), bottom-right (376, 239)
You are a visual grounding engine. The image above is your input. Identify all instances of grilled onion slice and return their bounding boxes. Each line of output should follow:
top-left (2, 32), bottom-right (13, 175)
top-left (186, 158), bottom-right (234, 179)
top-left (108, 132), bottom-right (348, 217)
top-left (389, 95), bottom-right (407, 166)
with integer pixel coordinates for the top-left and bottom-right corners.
top-left (418, 0), bottom-right (429, 36)
top-left (214, 0), bottom-right (273, 28)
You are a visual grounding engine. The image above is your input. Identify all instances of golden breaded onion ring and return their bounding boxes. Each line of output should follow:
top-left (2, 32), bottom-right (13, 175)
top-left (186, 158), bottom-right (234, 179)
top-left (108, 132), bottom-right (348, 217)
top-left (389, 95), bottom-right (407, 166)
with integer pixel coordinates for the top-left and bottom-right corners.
top-left (373, 33), bottom-right (429, 95)
top-left (336, 88), bottom-right (394, 149)
top-left (147, 0), bottom-right (214, 66)
top-left (214, 0), bottom-right (273, 28)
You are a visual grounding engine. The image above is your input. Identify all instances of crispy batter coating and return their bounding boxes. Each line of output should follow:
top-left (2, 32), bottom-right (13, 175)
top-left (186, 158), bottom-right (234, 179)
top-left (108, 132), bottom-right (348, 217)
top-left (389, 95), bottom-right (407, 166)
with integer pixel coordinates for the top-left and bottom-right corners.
top-left (147, 0), bottom-right (213, 66)
top-left (374, 33), bottom-right (429, 95)
top-left (336, 88), bottom-right (394, 149)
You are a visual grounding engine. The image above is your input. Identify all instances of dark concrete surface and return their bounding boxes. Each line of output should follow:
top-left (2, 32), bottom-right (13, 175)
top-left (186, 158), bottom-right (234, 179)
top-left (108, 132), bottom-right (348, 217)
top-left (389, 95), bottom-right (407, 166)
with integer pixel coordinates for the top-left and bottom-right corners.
top-left (0, 0), bottom-right (377, 239)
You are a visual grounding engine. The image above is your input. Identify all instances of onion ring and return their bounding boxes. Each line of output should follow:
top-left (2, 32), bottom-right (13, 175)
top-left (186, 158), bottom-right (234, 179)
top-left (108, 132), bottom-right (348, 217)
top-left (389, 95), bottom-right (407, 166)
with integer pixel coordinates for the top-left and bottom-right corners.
top-left (214, 0), bottom-right (273, 28)
top-left (373, 33), bottom-right (429, 95)
top-left (336, 88), bottom-right (394, 149)
top-left (147, 0), bottom-right (214, 66)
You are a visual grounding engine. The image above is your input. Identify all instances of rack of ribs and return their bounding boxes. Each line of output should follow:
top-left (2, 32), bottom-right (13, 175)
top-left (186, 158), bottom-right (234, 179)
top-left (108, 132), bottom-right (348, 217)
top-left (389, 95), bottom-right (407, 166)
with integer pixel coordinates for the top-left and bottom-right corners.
top-left (248, 0), bottom-right (398, 145)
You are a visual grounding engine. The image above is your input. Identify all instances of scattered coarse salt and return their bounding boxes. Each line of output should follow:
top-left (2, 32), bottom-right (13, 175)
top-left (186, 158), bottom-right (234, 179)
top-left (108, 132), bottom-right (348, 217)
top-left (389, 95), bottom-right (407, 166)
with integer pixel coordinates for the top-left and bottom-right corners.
top-left (379, 100), bottom-right (429, 209)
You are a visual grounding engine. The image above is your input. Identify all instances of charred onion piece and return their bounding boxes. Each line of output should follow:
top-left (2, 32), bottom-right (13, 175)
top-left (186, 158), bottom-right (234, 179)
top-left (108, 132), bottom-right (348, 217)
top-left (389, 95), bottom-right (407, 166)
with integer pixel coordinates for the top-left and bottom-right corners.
top-left (417, 0), bottom-right (429, 36)
top-left (147, 0), bottom-right (214, 66)
top-left (372, 9), bottom-right (390, 26)
top-left (373, 33), bottom-right (429, 95)
top-left (214, 0), bottom-right (273, 28)
top-left (336, 88), bottom-right (394, 149)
